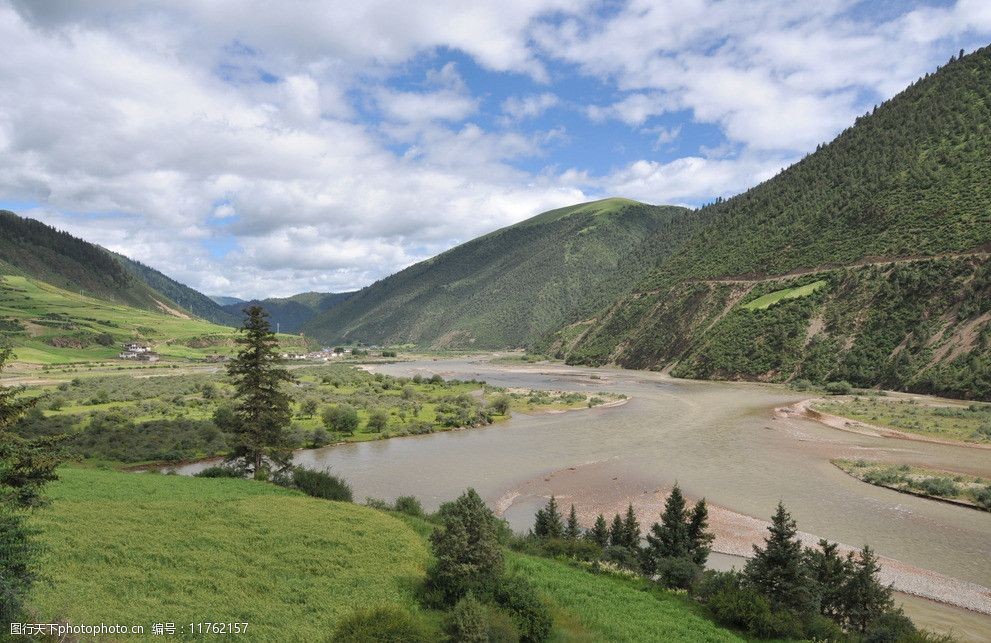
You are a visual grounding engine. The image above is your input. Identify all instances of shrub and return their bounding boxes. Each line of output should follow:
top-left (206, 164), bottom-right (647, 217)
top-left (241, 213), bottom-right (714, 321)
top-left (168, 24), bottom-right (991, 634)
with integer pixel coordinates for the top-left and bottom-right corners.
top-left (489, 395), bottom-right (511, 416)
top-left (366, 408), bottom-right (389, 432)
top-left (310, 427), bottom-right (331, 448)
top-left (825, 380), bottom-right (853, 395)
top-left (322, 404), bottom-right (359, 434)
top-left (912, 477), bottom-right (958, 497)
top-left (448, 592), bottom-right (487, 642)
top-left (331, 605), bottom-right (433, 642)
top-left (972, 485), bottom-right (991, 510)
top-left (290, 467), bottom-right (353, 502)
top-left (193, 465), bottom-right (241, 478)
top-left (394, 495), bottom-right (424, 518)
top-left (655, 556), bottom-right (702, 590)
top-left (706, 584), bottom-right (802, 639)
top-left (790, 378), bottom-right (811, 391)
top-left (494, 575), bottom-right (552, 643)
top-left (600, 545), bottom-right (640, 571)
top-left (863, 609), bottom-right (917, 643)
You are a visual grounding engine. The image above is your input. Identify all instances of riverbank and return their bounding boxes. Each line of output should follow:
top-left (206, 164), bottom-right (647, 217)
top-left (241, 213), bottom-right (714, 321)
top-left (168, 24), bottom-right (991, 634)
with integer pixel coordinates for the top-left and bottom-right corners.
top-left (832, 459), bottom-right (991, 512)
top-left (779, 398), bottom-right (991, 449)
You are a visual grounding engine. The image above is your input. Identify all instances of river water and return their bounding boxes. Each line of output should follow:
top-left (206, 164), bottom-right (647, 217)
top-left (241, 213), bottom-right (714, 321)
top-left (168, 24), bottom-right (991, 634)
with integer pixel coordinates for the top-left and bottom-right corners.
top-left (178, 357), bottom-right (991, 638)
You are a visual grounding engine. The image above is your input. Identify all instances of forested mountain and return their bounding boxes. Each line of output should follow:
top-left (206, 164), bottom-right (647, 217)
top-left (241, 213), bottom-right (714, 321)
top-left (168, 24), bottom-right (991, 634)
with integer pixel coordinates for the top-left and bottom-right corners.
top-left (303, 199), bottom-right (692, 348)
top-left (0, 210), bottom-right (235, 325)
top-left (553, 46), bottom-right (991, 399)
top-left (0, 210), bottom-right (171, 311)
top-left (114, 254), bottom-right (239, 326)
top-left (222, 291), bottom-right (353, 333)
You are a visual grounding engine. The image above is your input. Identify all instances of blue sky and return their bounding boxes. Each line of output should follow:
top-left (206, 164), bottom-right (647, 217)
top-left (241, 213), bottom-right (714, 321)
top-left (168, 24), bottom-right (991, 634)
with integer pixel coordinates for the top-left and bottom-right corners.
top-left (1, 0), bottom-right (989, 297)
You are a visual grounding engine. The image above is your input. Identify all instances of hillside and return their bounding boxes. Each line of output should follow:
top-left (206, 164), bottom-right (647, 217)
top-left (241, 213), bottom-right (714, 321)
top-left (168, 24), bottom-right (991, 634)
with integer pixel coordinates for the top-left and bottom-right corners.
top-left (303, 198), bottom-right (693, 348)
top-left (0, 274), bottom-right (246, 363)
top-left (30, 467), bottom-right (742, 641)
top-left (114, 253), bottom-right (239, 326)
top-left (222, 291), bottom-right (354, 333)
top-left (0, 210), bottom-right (237, 326)
top-left (0, 210), bottom-right (173, 312)
top-left (554, 46), bottom-right (991, 400)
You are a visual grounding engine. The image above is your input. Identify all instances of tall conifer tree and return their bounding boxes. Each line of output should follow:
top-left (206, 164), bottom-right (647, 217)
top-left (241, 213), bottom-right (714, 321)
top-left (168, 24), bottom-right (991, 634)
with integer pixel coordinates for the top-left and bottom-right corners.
top-left (224, 306), bottom-right (295, 475)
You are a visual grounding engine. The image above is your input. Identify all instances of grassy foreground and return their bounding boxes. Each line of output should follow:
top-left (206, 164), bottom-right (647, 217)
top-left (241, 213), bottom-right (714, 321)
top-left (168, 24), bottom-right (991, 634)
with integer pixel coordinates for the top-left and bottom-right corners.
top-left (30, 468), bottom-right (430, 639)
top-left (29, 468), bottom-right (741, 641)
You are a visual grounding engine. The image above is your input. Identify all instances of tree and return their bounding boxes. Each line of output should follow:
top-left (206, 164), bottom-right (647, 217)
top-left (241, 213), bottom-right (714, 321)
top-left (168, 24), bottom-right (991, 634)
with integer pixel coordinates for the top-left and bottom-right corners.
top-left (646, 484), bottom-right (690, 560)
top-left (588, 514), bottom-right (609, 547)
top-left (686, 498), bottom-right (715, 567)
top-left (427, 489), bottom-right (504, 605)
top-left (534, 496), bottom-right (563, 540)
top-left (608, 513), bottom-right (625, 547)
top-left (299, 399), bottom-right (318, 418)
top-left (489, 394), bottom-right (511, 416)
top-left (322, 404), bottom-right (359, 435)
top-left (744, 502), bottom-right (812, 615)
top-left (0, 346), bottom-right (60, 627)
top-left (805, 539), bottom-right (852, 621)
top-left (622, 503), bottom-right (640, 548)
top-left (366, 408), bottom-right (389, 432)
top-left (842, 545), bottom-right (894, 634)
top-left (224, 307), bottom-right (295, 475)
top-left (565, 504), bottom-right (580, 541)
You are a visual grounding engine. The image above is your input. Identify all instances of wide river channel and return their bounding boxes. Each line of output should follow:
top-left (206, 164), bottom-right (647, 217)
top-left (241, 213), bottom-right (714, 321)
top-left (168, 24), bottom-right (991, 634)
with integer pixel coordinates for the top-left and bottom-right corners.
top-left (180, 357), bottom-right (991, 639)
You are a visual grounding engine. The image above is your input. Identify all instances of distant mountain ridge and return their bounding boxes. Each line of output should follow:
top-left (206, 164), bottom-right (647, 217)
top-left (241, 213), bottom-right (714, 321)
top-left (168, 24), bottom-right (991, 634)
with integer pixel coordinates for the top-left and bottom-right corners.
top-left (222, 292), bottom-right (354, 333)
top-left (302, 198), bottom-right (693, 348)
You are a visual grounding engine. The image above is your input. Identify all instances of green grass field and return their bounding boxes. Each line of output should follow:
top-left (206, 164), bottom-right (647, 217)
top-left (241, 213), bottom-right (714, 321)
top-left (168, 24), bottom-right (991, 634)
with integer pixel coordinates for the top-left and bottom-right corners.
top-left (741, 280), bottom-right (827, 311)
top-left (29, 468), bottom-right (431, 639)
top-left (0, 275), bottom-right (308, 364)
top-left (29, 468), bottom-right (742, 641)
top-left (509, 555), bottom-right (742, 642)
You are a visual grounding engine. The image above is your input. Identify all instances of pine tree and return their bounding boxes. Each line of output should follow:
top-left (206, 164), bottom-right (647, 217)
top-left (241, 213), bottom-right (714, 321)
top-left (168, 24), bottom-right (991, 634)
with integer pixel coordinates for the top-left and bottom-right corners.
top-left (647, 484), bottom-right (690, 559)
top-left (744, 502), bottom-right (813, 614)
top-left (842, 545), bottom-right (894, 633)
top-left (224, 306), bottom-right (295, 476)
top-left (686, 498), bottom-right (715, 566)
top-left (532, 507), bottom-right (549, 539)
top-left (805, 539), bottom-right (852, 621)
top-left (544, 496), bottom-right (563, 539)
top-left (609, 513), bottom-right (625, 547)
top-left (622, 503), bottom-right (640, 548)
top-left (427, 489), bottom-right (504, 605)
top-left (565, 504), bottom-right (580, 541)
top-left (588, 514), bottom-right (609, 547)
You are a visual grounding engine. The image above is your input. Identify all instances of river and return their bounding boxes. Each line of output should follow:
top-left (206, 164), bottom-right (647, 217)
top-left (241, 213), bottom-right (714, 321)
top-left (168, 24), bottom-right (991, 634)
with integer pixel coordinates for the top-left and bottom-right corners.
top-left (178, 357), bottom-right (991, 639)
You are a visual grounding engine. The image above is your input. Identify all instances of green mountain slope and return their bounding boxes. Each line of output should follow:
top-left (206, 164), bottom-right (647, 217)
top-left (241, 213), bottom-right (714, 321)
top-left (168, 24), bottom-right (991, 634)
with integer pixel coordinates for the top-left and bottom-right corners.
top-left (222, 291), bottom-right (354, 333)
top-left (0, 210), bottom-right (235, 326)
top-left (114, 253), bottom-right (239, 326)
top-left (557, 46), bottom-right (991, 399)
top-left (0, 210), bottom-right (171, 311)
top-left (302, 199), bottom-right (693, 348)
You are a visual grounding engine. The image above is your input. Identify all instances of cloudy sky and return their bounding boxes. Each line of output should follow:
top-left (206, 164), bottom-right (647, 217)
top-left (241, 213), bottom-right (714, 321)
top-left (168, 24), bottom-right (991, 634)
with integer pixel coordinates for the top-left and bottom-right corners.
top-left (1, 1), bottom-right (989, 298)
